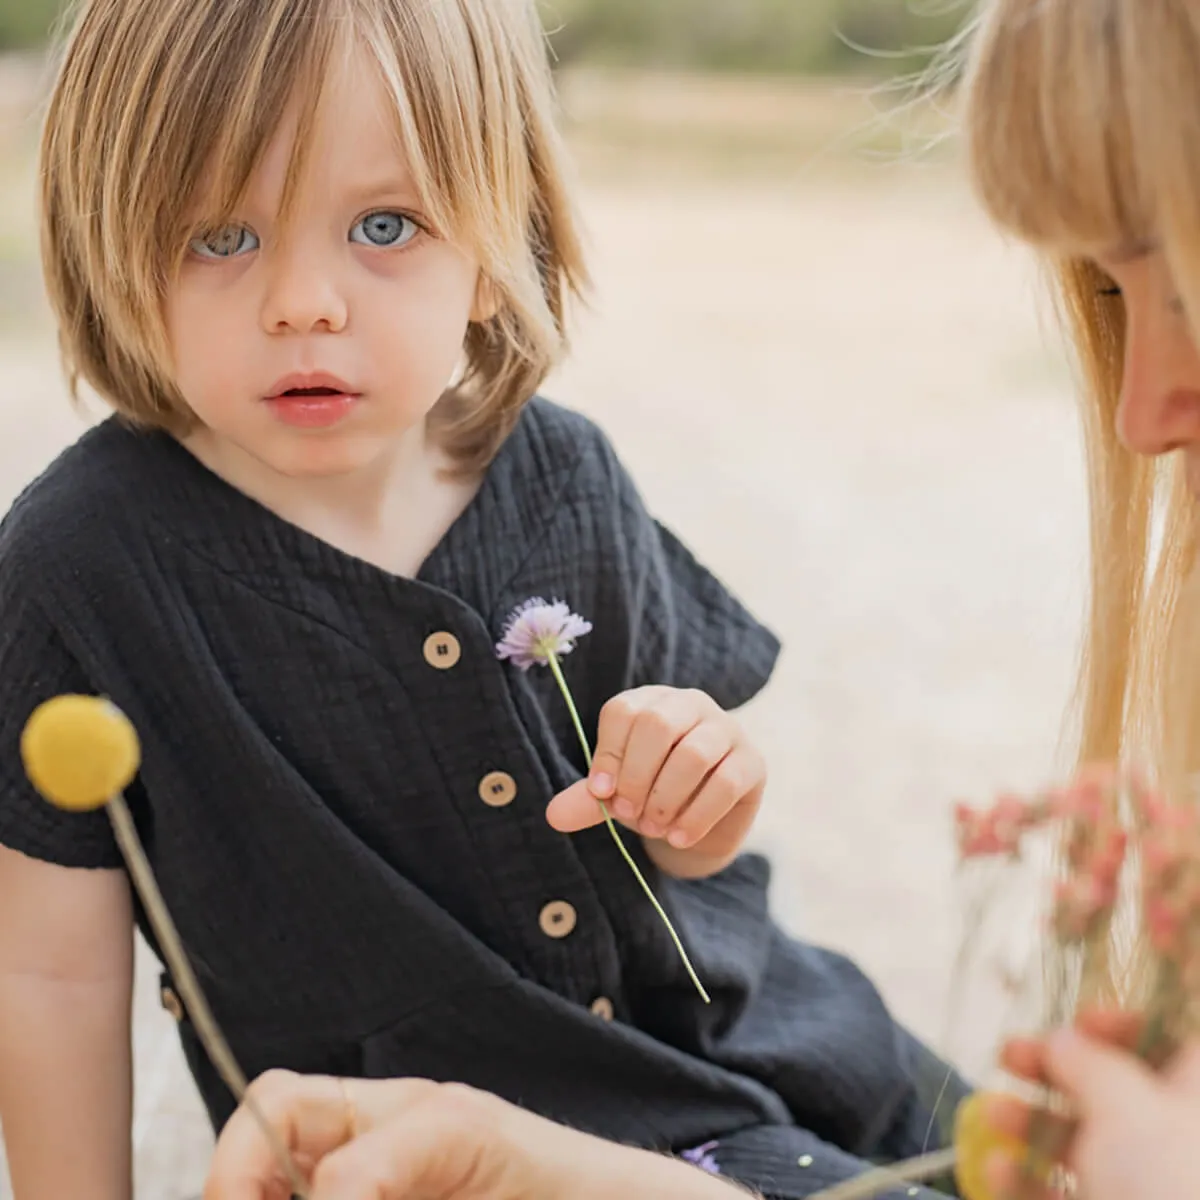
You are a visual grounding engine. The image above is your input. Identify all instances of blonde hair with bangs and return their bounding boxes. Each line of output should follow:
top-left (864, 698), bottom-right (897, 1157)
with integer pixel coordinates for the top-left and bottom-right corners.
top-left (961, 0), bottom-right (1200, 1011)
top-left (40, 0), bottom-right (587, 471)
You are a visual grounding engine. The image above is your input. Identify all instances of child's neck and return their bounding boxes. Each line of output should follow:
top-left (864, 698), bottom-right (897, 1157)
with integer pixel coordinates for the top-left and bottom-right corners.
top-left (182, 420), bottom-right (481, 578)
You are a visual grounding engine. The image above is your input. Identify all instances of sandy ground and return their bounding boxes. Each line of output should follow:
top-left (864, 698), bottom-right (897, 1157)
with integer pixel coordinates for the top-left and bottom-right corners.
top-left (0, 70), bottom-right (1085, 1197)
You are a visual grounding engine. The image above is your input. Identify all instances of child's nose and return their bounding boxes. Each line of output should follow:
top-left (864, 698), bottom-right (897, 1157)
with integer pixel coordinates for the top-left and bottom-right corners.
top-left (261, 252), bottom-right (348, 336)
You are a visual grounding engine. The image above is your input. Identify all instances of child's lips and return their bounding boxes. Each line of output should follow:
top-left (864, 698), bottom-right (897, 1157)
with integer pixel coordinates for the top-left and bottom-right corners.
top-left (265, 391), bottom-right (359, 429)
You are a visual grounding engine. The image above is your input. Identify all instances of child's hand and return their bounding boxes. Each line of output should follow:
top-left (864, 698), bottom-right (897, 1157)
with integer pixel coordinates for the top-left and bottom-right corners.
top-left (546, 686), bottom-right (765, 879)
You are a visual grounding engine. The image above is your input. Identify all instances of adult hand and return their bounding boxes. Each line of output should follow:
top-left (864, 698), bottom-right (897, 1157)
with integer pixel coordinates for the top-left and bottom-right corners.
top-left (984, 1013), bottom-right (1200, 1200)
top-left (204, 1070), bottom-right (741, 1200)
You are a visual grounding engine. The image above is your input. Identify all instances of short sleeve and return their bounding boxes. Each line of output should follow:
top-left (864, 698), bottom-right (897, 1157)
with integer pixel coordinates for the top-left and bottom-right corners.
top-left (588, 432), bottom-right (781, 711)
top-left (0, 574), bottom-right (121, 869)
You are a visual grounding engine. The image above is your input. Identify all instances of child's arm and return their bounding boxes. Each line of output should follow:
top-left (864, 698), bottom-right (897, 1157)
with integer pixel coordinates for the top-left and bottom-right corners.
top-left (533, 409), bottom-right (782, 879)
top-left (0, 844), bottom-right (135, 1199)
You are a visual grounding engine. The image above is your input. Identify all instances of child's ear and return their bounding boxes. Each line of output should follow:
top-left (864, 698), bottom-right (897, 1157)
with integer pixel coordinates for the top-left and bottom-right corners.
top-left (470, 274), bottom-right (501, 324)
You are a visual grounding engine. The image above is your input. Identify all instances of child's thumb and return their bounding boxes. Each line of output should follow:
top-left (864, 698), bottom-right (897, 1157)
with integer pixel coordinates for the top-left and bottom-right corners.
top-left (1044, 1028), bottom-right (1155, 1113)
top-left (545, 780), bottom-right (610, 833)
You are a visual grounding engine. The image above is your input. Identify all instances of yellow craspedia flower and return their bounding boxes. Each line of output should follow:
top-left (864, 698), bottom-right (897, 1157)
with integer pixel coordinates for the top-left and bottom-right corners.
top-left (20, 695), bottom-right (141, 812)
top-left (954, 1092), bottom-right (1031, 1200)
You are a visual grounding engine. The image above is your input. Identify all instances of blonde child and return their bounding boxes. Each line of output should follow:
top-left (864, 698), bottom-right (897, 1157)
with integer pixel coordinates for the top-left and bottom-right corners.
top-left (201, 0), bottom-right (1200, 1194)
top-left (0, 2), bottom-right (967, 1196)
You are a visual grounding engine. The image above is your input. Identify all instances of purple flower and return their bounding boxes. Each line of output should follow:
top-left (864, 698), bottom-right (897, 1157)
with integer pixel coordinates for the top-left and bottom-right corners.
top-left (495, 598), bottom-right (593, 671)
top-left (681, 1141), bottom-right (721, 1174)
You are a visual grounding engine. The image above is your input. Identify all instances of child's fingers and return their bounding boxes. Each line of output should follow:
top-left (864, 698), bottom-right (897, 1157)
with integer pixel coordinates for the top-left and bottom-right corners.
top-left (587, 688), bottom-right (660, 808)
top-left (611, 690), bottom-right (708, 824)
top-left (639, 719), bottom-right (736, 837)
top-left (661, 745), bottom-right (762, 848)
top-left (545, 779), bottom-right (612, 833)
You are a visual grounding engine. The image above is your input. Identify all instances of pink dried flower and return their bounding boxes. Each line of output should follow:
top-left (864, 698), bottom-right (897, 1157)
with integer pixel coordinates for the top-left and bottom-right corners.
top-left (1182, 954), bottom-right (1200, 996)
top-left (1131, 782), bottom-right (1184, 830)
top-left (1156, 804), bottom-right (1195, 833)
top-left (1053, 874), bottom-right (1117, 943)
top-left (955, 804), bottom-right (1021, 859)
top-left (1048, 781), bottom-right (1104, 825)
top-left (1143, 836), bottom-right (1181, 883)
top-left (1182, 878), bottom-right (1200, 916)
top-left (1091, 830), bottom-right (1128, 887)
top-left (1147, 898), bottom-right (1183, 956)
top-left (993, 794), bottom-right (1036, 839)
top-left (495, 599), bottom-right (593, 671)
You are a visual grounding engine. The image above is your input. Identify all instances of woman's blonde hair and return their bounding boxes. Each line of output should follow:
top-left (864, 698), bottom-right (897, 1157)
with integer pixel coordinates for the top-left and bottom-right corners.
top-left (961, 0), bottom-right (1200, 1008)
top-left (40, 0), bottom-right (587, 471)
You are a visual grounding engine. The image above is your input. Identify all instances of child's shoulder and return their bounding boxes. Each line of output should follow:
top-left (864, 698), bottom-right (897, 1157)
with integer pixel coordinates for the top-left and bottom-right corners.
top-left (0, 418), bottom-right (149, 581)
top-left (503, 395), bottom-right (632, 499)
top-left (513, 394), bottom-right (614, 464)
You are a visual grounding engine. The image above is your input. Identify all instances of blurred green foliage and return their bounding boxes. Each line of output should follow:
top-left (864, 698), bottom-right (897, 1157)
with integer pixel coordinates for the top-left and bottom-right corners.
top-left (0, 0), bottom-right (969, 72)
top-left (541, 0), bottom-right (970, 73)
top-left (0, 0), bottom-right (65, 49)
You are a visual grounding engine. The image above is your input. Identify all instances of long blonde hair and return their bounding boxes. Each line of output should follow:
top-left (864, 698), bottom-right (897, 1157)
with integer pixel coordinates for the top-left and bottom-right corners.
top-left (961, 0), bottom-right (1200, 1005)
top-left (40, 0), bottom-right (588, 472)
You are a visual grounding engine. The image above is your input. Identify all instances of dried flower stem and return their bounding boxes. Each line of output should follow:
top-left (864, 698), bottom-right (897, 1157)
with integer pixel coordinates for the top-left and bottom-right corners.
top-left (545, 652), bottom-right (711, 1004)
top-left (107, 795), bottom-right (309, 1197)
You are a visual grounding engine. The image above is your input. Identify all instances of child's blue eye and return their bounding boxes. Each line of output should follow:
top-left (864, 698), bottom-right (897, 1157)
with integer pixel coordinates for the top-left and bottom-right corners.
top-left (351, 211), bottom-right (419, 248)
top-left (190, 226), bottom-right (260, 259)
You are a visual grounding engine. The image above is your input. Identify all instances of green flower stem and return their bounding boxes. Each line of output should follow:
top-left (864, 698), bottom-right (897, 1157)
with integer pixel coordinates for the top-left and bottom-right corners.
top-left (546, 653), bottom-right (711, 1005)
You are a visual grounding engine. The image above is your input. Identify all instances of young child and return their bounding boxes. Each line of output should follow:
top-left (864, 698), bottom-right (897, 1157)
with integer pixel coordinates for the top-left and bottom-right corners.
top-left (0, 1), bottom-right (968, 1196)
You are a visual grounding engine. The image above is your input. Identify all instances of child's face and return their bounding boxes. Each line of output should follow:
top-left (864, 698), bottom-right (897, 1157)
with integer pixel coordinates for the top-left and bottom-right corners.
top-left (165, 42), bottom-right (488, 481)
top-left (1095, 246), bottom-right (1200, 495)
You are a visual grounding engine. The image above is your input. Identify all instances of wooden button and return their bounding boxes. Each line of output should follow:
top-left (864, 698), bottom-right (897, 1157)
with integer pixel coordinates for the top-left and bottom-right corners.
top-left (160, 985), bottom-right (184, 1022)
top-left (539, 900), bottom-right (577, 939)
top-left (589, 996), bottom-right (615, 1021)
top-left (479, 771), bottom-right (518, 808)
top-left (423, 632), bottom-right (461, 670)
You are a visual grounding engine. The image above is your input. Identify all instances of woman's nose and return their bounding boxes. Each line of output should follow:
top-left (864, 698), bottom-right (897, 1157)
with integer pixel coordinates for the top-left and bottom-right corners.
top-left (1116, 326), bottom-right (1200, 457)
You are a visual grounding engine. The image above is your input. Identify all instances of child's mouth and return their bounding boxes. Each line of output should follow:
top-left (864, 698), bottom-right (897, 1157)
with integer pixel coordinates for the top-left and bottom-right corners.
top-left (266, 387), bottom-right (358, 429)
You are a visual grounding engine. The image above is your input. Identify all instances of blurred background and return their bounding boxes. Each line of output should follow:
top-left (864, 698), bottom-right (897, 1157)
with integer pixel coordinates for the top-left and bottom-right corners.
top-left (0, 1), bottom-right (1086, 1195)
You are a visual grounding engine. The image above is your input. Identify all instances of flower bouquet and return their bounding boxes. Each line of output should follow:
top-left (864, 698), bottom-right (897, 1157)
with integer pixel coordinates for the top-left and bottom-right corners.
top-left (810, 765), bottom-right (1200, 1200)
